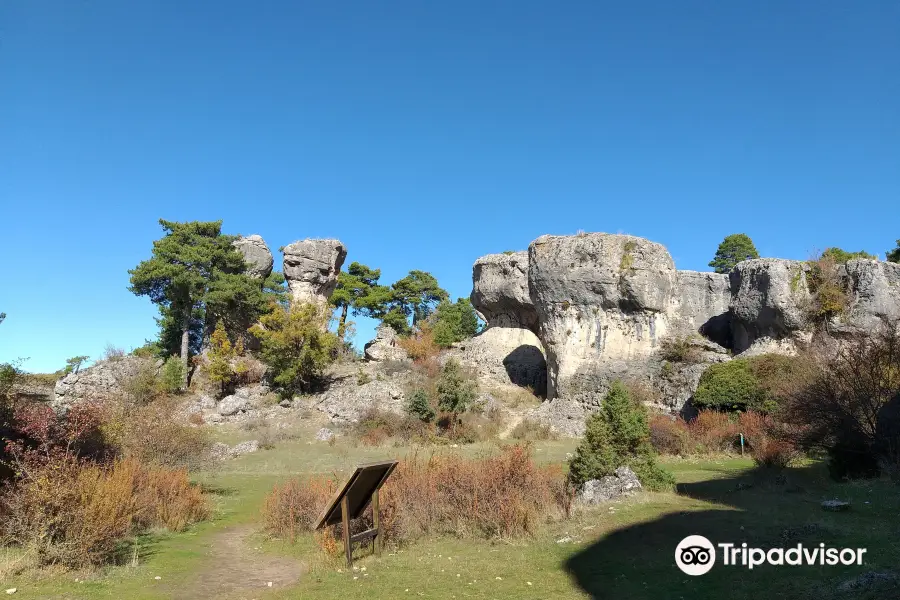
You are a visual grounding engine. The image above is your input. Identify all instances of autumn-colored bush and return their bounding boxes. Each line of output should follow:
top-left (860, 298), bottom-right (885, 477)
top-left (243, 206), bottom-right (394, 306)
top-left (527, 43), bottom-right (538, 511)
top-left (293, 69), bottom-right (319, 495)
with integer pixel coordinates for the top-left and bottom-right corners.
top-left (396, 325), bottom-right (441, 363)
top-left (262, 445), bottom-right (570, 550)
top-left (1, 457), bottom-right (208, 568)
top-left (648, 413), bottom-right (691, 455)
top-left (752, 438), bottom-right (799, 469)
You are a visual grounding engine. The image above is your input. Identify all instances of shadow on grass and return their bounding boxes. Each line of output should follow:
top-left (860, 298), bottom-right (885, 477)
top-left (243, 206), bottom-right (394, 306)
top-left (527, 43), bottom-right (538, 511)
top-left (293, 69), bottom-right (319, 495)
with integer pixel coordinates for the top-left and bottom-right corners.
top-left (199, 483), bottom-right (240, 496)
top-left (564, 462), bottom-right (900, 600)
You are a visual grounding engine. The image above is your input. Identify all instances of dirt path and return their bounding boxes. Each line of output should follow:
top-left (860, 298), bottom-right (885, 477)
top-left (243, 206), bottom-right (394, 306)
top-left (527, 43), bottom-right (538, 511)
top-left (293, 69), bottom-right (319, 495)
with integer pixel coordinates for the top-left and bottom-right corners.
top-left (177, 526), bottom-right (304, 599)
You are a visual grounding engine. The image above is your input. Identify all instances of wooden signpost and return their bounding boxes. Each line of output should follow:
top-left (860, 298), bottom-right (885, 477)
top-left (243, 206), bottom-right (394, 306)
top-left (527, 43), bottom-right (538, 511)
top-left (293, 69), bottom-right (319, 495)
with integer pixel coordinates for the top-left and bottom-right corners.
top-left (314, 460), bottom-right (398, 567)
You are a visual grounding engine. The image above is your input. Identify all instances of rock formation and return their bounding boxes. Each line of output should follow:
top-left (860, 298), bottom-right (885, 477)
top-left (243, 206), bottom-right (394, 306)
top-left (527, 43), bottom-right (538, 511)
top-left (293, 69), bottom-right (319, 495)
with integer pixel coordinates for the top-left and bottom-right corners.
top-left (232, 235), bottom-right (274, 279)
top-left (840, 259), bottom-right (900, 333)
top-left (527, 233), bottom-right (732, 403)
top-left (53, 356), bottom-right (159, 412)
top-left (282, 239), bottom-right (347, 306)
top-left (364, 324), bottom-right (409, 362)
top-left (462, 251), bottom-right (547, 393)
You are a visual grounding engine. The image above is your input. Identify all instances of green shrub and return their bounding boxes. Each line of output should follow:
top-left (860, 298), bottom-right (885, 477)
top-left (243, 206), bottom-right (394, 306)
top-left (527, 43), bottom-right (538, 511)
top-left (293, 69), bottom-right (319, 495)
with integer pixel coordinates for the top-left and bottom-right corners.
top-left (406, 388), bottom-right (435, 422)
top-left (693, 360), bottom-right (771, 412)
top-left (436, 359), bottom-right (477, 414)
top-left (251, 303), bottom-right (338, 398)
top-left (568, 381), bottom-right (674, 491)
top-left (158, 357), bottom-right (186, 394)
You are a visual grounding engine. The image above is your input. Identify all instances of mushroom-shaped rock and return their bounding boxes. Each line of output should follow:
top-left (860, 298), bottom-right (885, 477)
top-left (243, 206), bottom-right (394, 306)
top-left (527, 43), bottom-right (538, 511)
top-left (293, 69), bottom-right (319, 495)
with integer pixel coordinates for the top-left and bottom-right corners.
top-left (471, 252), bottom-right (538, 330)
top-left (282, 239), bottom-right (347, 306)
top-left (232, 235), bottom-right (274, 279)
top-left (528, 233), bottom-right (678, 400)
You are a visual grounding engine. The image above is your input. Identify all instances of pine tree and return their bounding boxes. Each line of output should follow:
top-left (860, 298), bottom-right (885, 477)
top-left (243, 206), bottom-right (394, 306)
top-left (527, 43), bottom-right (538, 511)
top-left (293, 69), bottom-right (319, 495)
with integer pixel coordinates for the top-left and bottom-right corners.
top-left (406, 389), bottom-right (435, 422)
top-left (708, 233), bottom-right (760, 273)
top-left (568, 381), bottom-right (674, 490)
top-left (887, 240), bottom-right (900, 263)
top-left (206, 321), bottom-right (237, 396)
top-left (436, 359), bottom-right (476, 414)
top-left (432, 298), bottom-right (481, 348)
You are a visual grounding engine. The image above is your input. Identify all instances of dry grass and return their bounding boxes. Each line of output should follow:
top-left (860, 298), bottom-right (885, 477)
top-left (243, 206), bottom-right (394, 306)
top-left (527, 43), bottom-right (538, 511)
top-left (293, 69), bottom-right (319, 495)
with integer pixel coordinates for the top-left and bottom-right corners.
top-left (1, 458), bottom-right (208, 568)
top-left (649, 410), bottom-right (790, 457)
top-left (262, 444), bottom-right (572, 550)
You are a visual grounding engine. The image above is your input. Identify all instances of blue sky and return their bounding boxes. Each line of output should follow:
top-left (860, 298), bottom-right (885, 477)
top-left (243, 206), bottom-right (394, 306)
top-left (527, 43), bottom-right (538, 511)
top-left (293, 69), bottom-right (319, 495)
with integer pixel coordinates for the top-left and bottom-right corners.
top-left (1, 1), bottom-right (898, 373)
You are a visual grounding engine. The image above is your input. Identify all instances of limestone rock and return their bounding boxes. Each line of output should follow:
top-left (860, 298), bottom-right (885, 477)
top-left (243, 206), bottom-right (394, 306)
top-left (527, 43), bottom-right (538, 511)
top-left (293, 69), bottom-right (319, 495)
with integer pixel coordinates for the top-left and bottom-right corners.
top-left (840, 259), bottom-right (900, 333)
top-left (471, 252), bottom-right (538, 330)
top-left (314, 378), bottom-right (404, 424)
top-left (364, 324), bottom-right (409, 362)
top-left (53, 356), bottom-right (158, 412)
top-left (526, 398), bottom-right (589, 437)
top-left (577, 467), bottom-right (643, 504)
top-left (232, 234), bottom-right (274, 279)
top-left (528, 233), bottom-right (677, 400)
top-left (315, 427), bottom-right (335, 442)
top-left (462, 251), bottom-right (547, 392)
top-left (217, 393), bottom-right (251, 417)
top-left (672, 271), bottom-right (732, 345)
top-left (728, 258), bottom-right (811, 354)
top-left (282, 239), bottom-right (347, 306)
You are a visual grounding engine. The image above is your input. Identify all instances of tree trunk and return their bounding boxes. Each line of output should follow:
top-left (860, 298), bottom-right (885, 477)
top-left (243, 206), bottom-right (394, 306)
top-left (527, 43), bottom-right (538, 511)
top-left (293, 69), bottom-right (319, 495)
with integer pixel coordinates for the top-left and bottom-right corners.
top-left (180, 303), bottom-right (192, 390)
top-left (337, 304), bottom-right (349, 340)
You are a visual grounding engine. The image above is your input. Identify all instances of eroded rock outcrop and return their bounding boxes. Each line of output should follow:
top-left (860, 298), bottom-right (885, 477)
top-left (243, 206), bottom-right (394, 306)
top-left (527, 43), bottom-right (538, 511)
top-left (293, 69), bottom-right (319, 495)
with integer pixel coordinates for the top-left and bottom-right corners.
top-left (53, 356), bottom-right (159, 412)
top-left (463, 252), bottom-right (547, 393)
top-left (364, 324), bottom-right (409, 362)
top-left (233, 235), bottom-right (274, 279)
top-left (728, 258), bottom-right (811, 355)
top-left (840, 259), bottom-right (900, 333)
top-left (528, 233), bottom-right (683, 402)
top-left (282, 239), bottom-right (347, 306)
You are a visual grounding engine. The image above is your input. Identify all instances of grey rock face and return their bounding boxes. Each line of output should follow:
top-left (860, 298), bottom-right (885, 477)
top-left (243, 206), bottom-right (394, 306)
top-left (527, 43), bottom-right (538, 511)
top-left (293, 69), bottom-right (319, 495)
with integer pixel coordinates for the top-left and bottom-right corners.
top-left (462, 251), bottom-right (547, 392)
top-left (53, 356), bottom-right (158, 412)
top-left (232, 234), bottom-right (274, 279)
top-left (526, 398), bottom-right (589, 437)
top-left (728, 259), bottom-right (814, 354)
top-left (528, 233), bottom-right (679, 400)
top-left (364, 324), bottom-right (409, 362)
top-left (282, 238), bottom-right (347, 306)
top-left (314, 378), bottom-right (405, 424)
top-left (672, 271), bottom-right (732, 345)
top-left (577, 467), bottom-right (643, 504)
top-left (840, 259), bottom-right (900, 332)
top-left (471, 252), bottom-right (538, 330)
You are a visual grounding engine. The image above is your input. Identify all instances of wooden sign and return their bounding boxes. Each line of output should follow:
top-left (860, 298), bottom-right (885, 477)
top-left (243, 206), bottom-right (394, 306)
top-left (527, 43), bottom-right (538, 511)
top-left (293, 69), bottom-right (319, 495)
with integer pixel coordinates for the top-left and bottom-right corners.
top-left (315, 460), bottom-right (398, 566)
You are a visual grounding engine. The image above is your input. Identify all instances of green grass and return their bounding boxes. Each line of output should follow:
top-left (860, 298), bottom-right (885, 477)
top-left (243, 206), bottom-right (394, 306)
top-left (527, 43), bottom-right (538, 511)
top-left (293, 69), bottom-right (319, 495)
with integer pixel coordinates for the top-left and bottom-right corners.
top-left (3, 428), bottom-right (898, 600)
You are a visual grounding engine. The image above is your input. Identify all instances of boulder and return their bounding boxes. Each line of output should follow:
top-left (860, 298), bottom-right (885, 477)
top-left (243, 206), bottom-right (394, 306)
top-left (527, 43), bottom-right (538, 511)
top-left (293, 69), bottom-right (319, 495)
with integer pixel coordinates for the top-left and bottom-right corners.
top-left (314, 378), bottom-right (404, 424)
top-left (232, 234), bottom-right (274, 279)
top-left (364, 324), bottom-right (409, 362)
top-left (282, 238), bottom-right (347, 306)
top-left (315, 427), bottom-right (335, 442)
top-left (53, 356), bottom-right (158, 412)
top-left (217, 393), bottom-right (251, 417)
top-left (577, 466), bottom-right (643, 504)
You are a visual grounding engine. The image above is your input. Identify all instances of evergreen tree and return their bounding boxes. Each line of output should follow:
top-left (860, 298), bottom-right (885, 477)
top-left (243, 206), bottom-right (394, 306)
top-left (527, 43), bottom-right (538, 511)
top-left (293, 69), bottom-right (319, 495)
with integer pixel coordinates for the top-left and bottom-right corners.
top-left (330, 262), bottom-right (392, 339)
top-left (887, 240), bottom-right (900, 263)
top-left (568, 381), bottom-right (674, 491)
top-left (436, 359), bottom-right (476, 414)
top-left (251, 303), bottom-right (338, 398)
top-left (708, 233), bottom-right (760, 273)
top-left (406, 388), bottom-right (435, 422)
top-left (129, 219), bottom-right (281, 388)
top-left (431, 298), bottom-right (481, 347)
top-left (390, 270), bottom-right (448, 328)
top-left (64, 356), bottom-right (90, 375)
top-left (206, 321), bottom-right (239, 397)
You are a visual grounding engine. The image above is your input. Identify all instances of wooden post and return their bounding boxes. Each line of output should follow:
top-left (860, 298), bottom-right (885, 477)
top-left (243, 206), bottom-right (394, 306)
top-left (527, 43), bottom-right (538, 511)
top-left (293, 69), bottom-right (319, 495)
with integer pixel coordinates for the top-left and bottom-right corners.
top-left (372, 489), bottom-right (381, 556)
top-left (341, 495), bottom-right (352, 567)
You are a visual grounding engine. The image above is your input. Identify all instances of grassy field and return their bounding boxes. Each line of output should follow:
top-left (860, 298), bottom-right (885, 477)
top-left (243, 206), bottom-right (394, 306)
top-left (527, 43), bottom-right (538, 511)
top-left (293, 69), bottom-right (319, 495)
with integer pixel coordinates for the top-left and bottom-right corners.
top-left (2, 419), bottom-right (898, 600)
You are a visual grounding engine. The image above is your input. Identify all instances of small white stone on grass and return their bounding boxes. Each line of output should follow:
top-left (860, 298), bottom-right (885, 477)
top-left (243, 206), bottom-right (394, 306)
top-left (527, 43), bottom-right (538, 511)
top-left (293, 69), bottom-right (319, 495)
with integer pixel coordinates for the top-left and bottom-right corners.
top-left (154, 576), bottom-right (161, 580)
top-left (5, 590), bottom-right (17, 595)
top-left (267, 582), bottom-right (273, 587)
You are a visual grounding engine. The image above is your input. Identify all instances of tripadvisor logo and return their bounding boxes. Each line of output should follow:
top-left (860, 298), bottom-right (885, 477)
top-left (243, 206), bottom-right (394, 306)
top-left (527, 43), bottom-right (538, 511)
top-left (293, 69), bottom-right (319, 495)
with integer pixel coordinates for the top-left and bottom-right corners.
top-left (675, 535), bottom-right (867, 576)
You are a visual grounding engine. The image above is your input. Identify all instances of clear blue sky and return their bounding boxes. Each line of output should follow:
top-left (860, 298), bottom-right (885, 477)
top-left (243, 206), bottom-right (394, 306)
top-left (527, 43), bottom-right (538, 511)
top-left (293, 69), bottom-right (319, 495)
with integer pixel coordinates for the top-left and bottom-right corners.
top-left (1, 1), bottom-right (898, 373)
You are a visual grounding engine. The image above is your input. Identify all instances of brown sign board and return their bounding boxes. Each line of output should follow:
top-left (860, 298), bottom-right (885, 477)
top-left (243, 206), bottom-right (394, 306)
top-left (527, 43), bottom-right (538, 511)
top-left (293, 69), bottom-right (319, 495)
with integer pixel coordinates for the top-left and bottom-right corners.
top-left (315, 460), bottom-right (398, 529)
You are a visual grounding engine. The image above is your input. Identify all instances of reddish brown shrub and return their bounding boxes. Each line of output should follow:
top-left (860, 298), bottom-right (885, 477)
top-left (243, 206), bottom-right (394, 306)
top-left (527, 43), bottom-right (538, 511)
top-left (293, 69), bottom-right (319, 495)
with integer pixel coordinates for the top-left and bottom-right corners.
top-left (649, 413), bottom-right (691, 455)
top-left (397, 325), bottom-right (441, 363)
top-left (1, 457), bottom-right (208, 567)
top-left (262, 445), bottom-right (570, 550)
